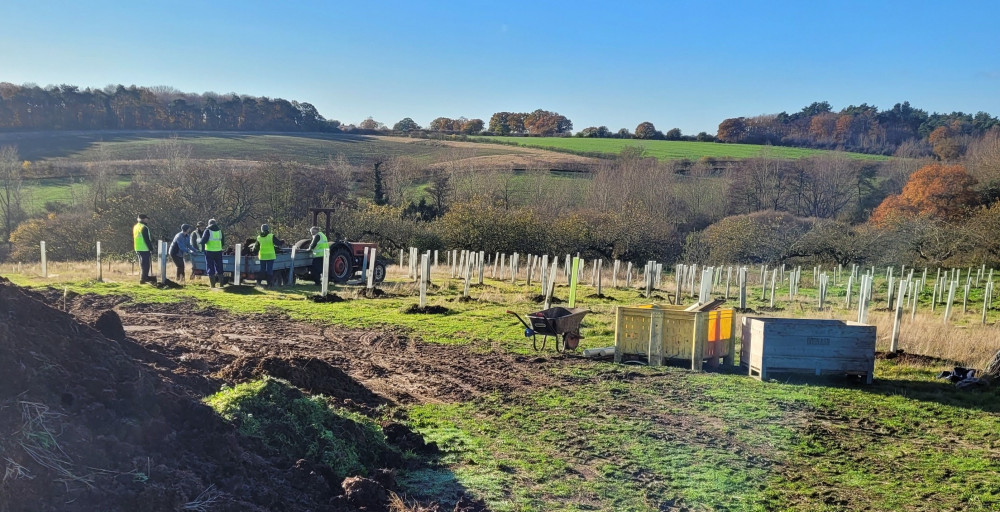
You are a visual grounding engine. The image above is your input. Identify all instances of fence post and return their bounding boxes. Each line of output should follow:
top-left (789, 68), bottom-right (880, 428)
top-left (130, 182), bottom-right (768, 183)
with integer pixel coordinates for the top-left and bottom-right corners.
top-left (40, 241), bottom-right (47, 278)
top-left (738, 267), bottom-right (747, 309)
top-left (478, 251), bottom-right (485, 285)
top-left (544, 260), bottom-right (557, 310)
top-left (159, 240), bottom-right (168, 285)
top-left (96, 242), bottom-right (103, 282)
top-left (944, 280), bottom-right (957, 324)
top-left (420, 253), bottom-right (429, 307)
top-left (233, 243), bottom-right (242, 286)
top-left (890, 280), bottom-right (906, 352)
top-left (360, 247), bottom-right (370, 282)
top-left (367, 248), bottom-right (377, 291)
top-left (597, 259), bottom-right (603, 296)
top-left (321, 248), bottom-right (330, 296)
top-left (568, 257), bottom-right (580, 308)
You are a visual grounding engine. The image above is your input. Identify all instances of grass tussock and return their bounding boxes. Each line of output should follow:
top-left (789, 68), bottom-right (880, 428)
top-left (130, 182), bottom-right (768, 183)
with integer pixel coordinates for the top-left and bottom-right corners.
top-left (204, 377), bottom-right (396, 480)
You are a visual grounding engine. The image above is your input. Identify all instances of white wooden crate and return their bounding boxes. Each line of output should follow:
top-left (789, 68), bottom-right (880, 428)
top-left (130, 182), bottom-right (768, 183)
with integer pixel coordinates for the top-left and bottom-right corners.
top-left (740, 317), bottom-right (876, 383)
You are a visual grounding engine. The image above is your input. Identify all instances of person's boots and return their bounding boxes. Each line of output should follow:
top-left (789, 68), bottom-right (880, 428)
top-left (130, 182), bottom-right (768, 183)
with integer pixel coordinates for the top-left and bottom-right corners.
top-left (209, 276), bottom-right (217, 288)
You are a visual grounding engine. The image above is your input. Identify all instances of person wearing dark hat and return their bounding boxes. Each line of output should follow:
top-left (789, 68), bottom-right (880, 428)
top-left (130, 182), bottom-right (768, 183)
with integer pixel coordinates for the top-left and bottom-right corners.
top-left (199, 218), bottom-right (225, 287)
top-left (189, 220), bottom-right (206, 252)
top-left (133, 214), bottom-right (154, 283)
top-left (253, 224), bottom-right (284, 287)
top-left (168, 224), bottom-right (196, 282)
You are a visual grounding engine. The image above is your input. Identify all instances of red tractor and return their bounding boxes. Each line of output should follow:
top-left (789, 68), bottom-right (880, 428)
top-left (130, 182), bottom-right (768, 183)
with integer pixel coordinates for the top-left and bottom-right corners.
top-left (303, 208), bottom-right (388, 284)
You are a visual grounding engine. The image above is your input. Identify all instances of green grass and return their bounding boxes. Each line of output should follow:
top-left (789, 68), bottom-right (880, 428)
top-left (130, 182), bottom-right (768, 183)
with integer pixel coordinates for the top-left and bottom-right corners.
top-left (471, 136), bottom-right (889, 162)
top-left (403, 362), bottom-right (1000, 511)
top-left (0, 131), bottom-right (523, 166)
top-left (204, 377), bottom-right (395, 480)
top-left (7, 268), bottom-right (1000, 511)
top-left (21, 177), bottom-right (130, 213)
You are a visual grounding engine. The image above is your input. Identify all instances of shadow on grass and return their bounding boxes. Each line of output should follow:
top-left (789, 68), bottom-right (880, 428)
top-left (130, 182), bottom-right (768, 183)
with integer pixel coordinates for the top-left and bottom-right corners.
top-left (763, 372), bottom-right (1000, 413)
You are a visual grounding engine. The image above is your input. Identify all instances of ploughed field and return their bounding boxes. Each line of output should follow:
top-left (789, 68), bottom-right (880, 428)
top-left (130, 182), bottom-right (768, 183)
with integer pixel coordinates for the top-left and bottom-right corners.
top-left (2, 275), bottom-right (999, 511)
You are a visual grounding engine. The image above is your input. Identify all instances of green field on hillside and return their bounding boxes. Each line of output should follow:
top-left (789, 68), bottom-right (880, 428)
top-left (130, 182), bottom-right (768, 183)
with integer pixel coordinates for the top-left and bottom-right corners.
top-left (0, 131), bottom-right (520, 166)
top-left (473, 136), bottom-right (889, 162)
top-left (21, 177), bottom-right (131, 214)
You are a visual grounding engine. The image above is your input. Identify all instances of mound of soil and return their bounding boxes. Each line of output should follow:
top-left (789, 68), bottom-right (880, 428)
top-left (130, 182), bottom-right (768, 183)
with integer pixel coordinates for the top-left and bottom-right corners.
top-left (365, 288), bottom-right (388, 298)
top-left (403, 304), bottom-right (451, 315)
top-left (382, 422), bottom-right (439, 454)
top-left (877, 349), bottom-right (957, 366)
top-left (0, 277), bottom-right (341, 511)
top-left (152, 278), bottom-right (183, 289)
top-left (94, 309), bottom-right (127, 341)
top-left (311, 293), bottom-right (347, 303)
top-left (217, 356), bottom-right (385, 411)
top-left (529, 294), bottom-right (564, 304)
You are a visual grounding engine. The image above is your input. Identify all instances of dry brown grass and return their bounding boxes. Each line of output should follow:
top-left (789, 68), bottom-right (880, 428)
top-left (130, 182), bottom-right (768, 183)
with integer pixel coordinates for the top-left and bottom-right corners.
top-left (867, 310), bottom-right (1000, 369)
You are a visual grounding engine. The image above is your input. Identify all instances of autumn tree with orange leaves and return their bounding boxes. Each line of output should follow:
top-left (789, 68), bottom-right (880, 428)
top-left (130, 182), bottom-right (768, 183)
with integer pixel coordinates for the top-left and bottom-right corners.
top-left (870, 163), bottom-right (977, 225)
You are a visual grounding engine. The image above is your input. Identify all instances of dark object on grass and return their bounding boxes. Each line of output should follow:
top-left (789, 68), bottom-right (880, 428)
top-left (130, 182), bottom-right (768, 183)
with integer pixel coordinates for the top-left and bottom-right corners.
top-left (153, 278), bottom-right (183, 289)
top-left (530, 294), bottom-right (564, 304)
top-left (937, 366), bottom-right (976, 383)
top-left (937, 366), bottom-right (988, 389)
top-left (311, 293), bottom-right (346, 303)
top-left (403, 304), bottom-right (450, 314)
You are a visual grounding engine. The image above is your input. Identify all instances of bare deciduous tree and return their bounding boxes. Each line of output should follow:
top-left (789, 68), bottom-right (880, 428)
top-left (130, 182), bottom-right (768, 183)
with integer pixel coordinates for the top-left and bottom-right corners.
top-left (0, 145), bottom-right (25, 249)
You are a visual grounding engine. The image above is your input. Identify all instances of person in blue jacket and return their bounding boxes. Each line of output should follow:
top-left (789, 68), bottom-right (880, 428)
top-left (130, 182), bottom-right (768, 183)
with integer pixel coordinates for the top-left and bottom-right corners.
top-left (168, 224), bottom-right (196, 282)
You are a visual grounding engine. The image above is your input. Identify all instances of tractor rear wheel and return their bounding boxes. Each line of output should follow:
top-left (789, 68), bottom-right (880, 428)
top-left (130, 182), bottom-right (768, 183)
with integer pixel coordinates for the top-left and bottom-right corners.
top-left (330, 246), bottom-right (353, 283)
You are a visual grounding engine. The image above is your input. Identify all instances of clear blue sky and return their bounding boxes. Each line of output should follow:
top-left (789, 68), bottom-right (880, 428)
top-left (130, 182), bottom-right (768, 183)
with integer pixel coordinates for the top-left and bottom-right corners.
top-left (1, 1), bottom-right (998, 135)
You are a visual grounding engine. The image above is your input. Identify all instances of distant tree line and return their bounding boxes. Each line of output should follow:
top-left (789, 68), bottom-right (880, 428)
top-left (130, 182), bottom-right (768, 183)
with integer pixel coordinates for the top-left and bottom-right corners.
top-left (6, 127), bottom-right (1000, 269)
top-left (0, 83), bottom-right (339, 132)
top-left (717, 101), bottom-right (1000, 157)
top-left (487, 110), bottom-right (573, 136)
top-left (575, 122), bottom-right (716, 142)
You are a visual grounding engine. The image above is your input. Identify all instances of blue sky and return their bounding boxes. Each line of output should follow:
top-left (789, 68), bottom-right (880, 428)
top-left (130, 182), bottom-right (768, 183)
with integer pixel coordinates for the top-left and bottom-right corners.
top-left (1, 1), bottom-right (998, 134)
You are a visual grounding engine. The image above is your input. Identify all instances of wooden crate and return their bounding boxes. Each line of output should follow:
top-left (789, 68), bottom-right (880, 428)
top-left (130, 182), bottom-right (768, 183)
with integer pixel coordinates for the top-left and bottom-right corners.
top-left (614, 304), bottom-right (735, 370)
top-left (740, 317), bottom-right (876, 383)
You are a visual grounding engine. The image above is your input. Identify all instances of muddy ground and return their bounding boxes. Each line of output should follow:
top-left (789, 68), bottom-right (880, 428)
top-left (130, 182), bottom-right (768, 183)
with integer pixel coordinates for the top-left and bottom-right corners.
top-left (0, 279), bottom-right (584, 511)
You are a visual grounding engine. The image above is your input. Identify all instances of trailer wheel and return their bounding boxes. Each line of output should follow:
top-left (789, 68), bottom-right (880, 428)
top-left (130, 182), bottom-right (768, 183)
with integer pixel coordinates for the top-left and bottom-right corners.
top-left (330, 246), bottom-right (353, 283)
top-left (372, 262), bottom-right (387, 283)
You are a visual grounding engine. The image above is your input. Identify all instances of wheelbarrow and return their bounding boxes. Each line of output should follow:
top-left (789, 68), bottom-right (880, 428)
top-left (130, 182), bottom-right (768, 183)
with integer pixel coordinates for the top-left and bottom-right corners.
top-left (506, 307), bottom-right (589, 352)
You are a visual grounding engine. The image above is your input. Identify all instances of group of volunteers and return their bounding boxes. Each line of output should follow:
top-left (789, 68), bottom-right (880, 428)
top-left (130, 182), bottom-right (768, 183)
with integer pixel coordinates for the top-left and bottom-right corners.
top-left (132, 214), bottom-right (331, 287)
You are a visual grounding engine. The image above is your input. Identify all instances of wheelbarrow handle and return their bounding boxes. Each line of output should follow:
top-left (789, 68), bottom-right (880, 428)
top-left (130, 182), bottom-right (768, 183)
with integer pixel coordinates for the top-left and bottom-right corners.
top-left (507, 310), bottom-right (532, 331)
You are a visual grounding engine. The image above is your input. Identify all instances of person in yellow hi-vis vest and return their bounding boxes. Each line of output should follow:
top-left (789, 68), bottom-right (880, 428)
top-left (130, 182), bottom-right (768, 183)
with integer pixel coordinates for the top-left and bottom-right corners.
top-left (306, 226), bottom-right (329, 285)
top-left (253, 224), bottom-right (284, 287)
top-left (199, 218), bottom-right (225, 287)
top-left (133, 214), bottom-right (154, 283)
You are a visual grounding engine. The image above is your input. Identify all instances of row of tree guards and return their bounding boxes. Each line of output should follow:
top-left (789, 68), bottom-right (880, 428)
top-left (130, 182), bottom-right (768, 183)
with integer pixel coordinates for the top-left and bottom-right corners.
top-left (401, 248), bottom-right (665, 310)
top-left (21, 242), bottom-right (1000, 335)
